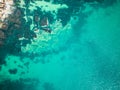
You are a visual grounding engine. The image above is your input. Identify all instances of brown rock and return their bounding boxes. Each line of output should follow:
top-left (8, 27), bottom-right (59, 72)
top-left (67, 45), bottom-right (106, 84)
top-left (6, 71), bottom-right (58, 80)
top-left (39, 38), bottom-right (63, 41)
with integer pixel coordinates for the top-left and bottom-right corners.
top-left (0, 30), bottom-right (5, 39)
top-left (1, 23), bottom-right (8, 30)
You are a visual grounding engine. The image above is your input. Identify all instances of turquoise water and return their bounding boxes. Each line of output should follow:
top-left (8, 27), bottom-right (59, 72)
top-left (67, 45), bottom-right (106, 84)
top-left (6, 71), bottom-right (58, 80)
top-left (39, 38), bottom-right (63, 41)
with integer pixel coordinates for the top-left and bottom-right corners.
top-left (0, 0), bottom-right (120, 90)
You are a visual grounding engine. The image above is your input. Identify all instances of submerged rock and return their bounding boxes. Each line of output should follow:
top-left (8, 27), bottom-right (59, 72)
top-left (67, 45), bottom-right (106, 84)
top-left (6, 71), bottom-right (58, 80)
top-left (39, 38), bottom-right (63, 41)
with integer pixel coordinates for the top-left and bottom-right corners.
top-left (8, 68), bottom-right (17, 74)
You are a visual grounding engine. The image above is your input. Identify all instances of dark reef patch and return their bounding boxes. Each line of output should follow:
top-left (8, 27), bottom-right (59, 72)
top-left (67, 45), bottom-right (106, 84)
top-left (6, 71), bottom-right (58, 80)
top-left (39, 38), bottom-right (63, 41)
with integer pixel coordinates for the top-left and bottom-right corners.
top-left (0, 65), bottom-right (1, 71)
top-left (8, 68), bottom-right (18, 74)
top-left (43, 82), bottom-right (55, 90)
top-left (0, 78), bottom-right (40, 90)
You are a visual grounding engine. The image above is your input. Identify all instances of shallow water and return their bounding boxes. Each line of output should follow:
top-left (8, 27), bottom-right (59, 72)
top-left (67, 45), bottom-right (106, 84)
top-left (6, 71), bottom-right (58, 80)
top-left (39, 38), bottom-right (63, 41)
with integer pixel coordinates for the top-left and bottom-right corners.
top-left (0, 0), bottom-right (120, 90)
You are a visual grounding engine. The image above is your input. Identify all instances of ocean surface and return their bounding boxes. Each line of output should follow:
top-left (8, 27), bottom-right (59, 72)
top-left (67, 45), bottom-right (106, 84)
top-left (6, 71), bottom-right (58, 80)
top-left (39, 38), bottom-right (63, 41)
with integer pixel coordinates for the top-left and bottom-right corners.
top-left (0, 0), bottom-right (120, 90)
